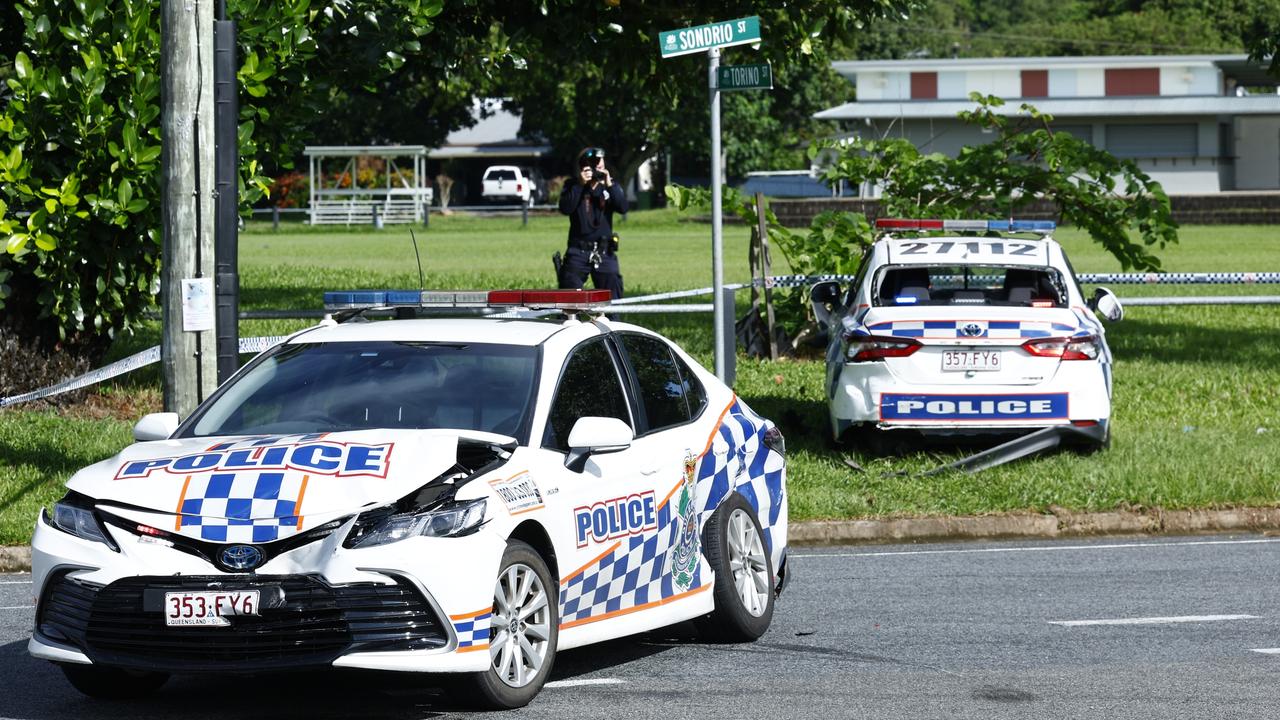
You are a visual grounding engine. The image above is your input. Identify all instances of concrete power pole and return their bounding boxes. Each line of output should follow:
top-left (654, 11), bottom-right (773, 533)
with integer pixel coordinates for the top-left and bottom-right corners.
top-left (161, 0), bottom-right (218, 417)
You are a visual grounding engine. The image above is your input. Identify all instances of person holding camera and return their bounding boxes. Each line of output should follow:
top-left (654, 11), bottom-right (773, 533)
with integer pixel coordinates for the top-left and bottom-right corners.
top-left (557, 147), bottom-right (628, 298)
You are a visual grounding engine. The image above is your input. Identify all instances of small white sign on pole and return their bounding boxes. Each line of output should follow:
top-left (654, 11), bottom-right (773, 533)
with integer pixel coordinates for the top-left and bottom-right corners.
top-left (181, 277), bottom-right (215, 332)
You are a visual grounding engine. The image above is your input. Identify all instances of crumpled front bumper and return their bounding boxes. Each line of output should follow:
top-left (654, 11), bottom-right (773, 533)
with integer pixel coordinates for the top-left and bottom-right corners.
top-left (29, 514), bottom-right (504, 674)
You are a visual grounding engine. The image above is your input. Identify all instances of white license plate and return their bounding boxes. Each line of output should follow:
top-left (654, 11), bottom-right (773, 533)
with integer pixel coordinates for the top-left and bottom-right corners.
top-left (163, 590), bottom-right (260, 627)
top-left (942, 349), bottom-right (1002, 372)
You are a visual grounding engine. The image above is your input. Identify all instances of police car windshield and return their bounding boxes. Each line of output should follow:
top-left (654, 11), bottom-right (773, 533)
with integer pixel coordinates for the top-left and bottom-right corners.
top-left (873, 265), bottom-right (1067, 308)
top-left (185, 341), bottom-right (538, 439)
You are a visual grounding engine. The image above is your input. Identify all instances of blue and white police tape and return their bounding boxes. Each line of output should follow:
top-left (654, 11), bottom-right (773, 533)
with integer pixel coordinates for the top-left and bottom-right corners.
top-left (1074, 272), bottom-right (1280, 285)
top-left (610, 272), bottom-right (1280, 302)
top-left (0, 336), bottom-right (288, 409)
top-left (736, 273), bottom-right (1280, 290)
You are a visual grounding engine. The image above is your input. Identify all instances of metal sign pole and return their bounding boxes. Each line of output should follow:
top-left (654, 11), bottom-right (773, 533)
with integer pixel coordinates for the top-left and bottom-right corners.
top-left (709, 46), bottom-right (726, 381)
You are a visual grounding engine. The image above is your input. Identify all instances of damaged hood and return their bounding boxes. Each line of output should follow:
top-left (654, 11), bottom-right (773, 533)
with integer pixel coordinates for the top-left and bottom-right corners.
top-left (67, 429), bottom-right (510, 543)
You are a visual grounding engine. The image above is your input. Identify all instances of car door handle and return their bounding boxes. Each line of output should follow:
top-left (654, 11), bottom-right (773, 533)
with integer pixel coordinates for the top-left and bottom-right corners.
top-left (639, 467), bottom-right (660, 476)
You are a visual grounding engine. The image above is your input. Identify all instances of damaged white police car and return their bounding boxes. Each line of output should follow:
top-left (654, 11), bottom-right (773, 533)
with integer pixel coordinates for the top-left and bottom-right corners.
top-left (810, 219), bottom-right (1124, 453)
top-left (29, 290), bottom-right (787, 709)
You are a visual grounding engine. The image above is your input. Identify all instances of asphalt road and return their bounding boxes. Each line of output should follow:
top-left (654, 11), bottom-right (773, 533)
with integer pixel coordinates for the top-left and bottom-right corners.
top-left (3, 533), bottom-right (1280, 719)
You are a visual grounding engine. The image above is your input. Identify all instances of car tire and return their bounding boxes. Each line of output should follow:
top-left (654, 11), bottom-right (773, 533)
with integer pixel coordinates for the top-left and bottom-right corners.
top-left (454, 540), bottom-right (558, 710)
top-left (697, 493), bottom-right (775, 642)
top-left (60, 664), bottom-right (168, 699)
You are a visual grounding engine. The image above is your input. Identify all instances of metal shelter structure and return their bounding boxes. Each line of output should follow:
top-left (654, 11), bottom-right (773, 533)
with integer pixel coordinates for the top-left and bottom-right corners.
top-left (304, 146), bottom-right (433, 225)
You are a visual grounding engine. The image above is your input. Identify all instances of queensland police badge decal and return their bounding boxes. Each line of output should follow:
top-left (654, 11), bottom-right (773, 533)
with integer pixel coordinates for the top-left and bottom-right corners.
top-left (668, 454), bottom-right (700, 591)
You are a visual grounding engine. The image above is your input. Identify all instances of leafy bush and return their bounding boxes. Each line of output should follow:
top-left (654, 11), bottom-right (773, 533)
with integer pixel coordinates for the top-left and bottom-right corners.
top-left (265, 172), bottom-right (308, 209)
top-left (0, 0), bottom-right (163, 357)
top-left (1, 0), bottom-right (443, 359)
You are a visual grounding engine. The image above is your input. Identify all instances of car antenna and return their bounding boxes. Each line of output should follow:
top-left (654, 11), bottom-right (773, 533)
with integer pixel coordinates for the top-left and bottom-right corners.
top-left (409, 227), bottom-right (426, 291)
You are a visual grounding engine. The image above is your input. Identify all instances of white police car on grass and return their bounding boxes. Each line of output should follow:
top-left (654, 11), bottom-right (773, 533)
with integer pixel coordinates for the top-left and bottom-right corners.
top-left (810, 219), bottom-right (1124, 453)
top-left (29, 289), bottom-right (788, 709)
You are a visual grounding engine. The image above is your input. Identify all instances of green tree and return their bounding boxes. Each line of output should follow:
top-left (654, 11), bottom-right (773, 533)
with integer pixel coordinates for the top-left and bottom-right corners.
top-left (839, 0), bottom-right (1280, 60)
top-left (491, 1), bottom-right (913, 185)
top-left (0, 0), bottom-right (448, 356)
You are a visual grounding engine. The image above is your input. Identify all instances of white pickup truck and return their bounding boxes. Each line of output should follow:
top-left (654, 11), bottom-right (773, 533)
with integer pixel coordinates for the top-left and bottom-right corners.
top-left (480, 165), bottom-right (544, 206)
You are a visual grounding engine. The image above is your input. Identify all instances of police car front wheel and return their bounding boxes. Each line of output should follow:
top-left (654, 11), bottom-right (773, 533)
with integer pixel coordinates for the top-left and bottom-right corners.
top-left (698, 493), bottom-right (774, 642)
top-left (455, 540), bottom-right (558, 709)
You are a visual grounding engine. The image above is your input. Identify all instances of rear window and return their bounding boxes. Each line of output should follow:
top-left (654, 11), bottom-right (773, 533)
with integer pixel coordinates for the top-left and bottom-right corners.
top-left (485, 169), bottom-right (517, 181)
top-left (872, 265), bottom-right (1067, 308)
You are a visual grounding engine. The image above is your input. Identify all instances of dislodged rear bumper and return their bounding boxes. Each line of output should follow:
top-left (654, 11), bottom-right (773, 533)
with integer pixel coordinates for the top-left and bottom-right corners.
top-left (828, 361), bottom-right (1110, 437)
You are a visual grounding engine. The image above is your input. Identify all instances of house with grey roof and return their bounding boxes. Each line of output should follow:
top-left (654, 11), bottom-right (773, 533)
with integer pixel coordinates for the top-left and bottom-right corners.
top-left (815, 55), bottom-right (1280, 194)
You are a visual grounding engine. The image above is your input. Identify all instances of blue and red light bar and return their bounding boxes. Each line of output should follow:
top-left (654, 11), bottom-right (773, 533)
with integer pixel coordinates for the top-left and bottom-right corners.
top-left (875, 218), bottom-right (1056, 232)
top-left (323, 289), bottom-right (613, 312)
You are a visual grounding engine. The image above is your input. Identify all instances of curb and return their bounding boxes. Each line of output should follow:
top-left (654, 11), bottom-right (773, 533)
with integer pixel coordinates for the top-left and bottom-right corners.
top-left (789, 507), bottom-right (1280, 545)
top-left (0, 546), bottom-right (31, 574)
top-left (4, 508), bottom-right (1280, 573)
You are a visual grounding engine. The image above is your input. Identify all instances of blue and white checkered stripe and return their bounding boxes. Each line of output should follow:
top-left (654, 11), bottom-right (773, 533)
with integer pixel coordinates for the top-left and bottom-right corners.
top-left (866, 320), bottom-right (1078, 339)
top-left (176, 471), bottom-right (306, 543)
top-left (453, 612), bottom-right (492, 650)
top-left (557, 398), bottom-right (785, 627)
top-left (695, 399), bottom-right (785, 553)
top-left (559, 498), bottom-right (688, 625)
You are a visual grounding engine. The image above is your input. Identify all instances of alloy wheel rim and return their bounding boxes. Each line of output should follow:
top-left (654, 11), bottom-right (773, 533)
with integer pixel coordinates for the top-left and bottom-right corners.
top-left (488, 562), bottom-right (551, 688)
top-left (727, 508), bottom-right (770, 617)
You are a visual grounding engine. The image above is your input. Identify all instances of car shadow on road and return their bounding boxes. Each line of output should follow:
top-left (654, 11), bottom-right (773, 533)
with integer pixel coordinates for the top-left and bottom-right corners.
top-left (0, 629), bottom-right (681, 720)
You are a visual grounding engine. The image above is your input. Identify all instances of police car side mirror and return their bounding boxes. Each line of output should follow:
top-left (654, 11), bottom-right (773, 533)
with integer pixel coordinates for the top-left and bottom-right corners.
top-left (809, 281), bottom-right (844, 328)
top-left (564, 416), bottom-right (633, 473)
top-left (1090, 287), bottom-right (1124, 322)
top-left (133, 412), bottom-right (180, 442)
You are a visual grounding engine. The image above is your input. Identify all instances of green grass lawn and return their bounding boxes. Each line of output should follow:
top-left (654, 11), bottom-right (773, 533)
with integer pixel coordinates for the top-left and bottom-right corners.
top-left (2, 211), bottom-right (1278, 544)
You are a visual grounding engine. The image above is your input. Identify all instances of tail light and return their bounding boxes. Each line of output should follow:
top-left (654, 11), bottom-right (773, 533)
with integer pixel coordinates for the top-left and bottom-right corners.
top-left (845, 335), bottom-right (921, 362)
top-left (516, 183), bottom-right (524, 193)
top-left (1022, 335), bottom-right (1100, 361)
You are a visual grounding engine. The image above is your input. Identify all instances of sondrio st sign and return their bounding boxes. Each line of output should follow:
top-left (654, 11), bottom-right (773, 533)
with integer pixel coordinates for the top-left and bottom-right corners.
top-left (658, 16), bottom-right (761, 58)
top-left (657, 15), bottom-right (764, 383)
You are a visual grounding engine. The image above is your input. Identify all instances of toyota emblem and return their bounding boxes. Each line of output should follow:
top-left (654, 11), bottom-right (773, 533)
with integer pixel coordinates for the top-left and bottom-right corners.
top-left (961, 323), bottom-right (983, 337)
top-left (220, 545), bottom-right (263, 571)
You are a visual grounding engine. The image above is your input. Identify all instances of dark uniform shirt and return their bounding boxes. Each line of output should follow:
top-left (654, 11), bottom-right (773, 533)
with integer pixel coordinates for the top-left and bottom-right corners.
top-left (559, 180), bottom-right (628, 248)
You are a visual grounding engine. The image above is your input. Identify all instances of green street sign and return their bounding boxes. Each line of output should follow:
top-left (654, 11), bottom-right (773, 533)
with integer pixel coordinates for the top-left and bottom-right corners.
top-left (717, 63), bottom-right (773, 91)
top-left (659, 16), bottom-right (761, 59)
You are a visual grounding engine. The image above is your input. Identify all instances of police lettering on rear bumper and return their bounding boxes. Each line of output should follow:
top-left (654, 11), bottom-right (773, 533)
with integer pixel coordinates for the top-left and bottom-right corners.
top-left (880, 393), bottom-right (1068, 421)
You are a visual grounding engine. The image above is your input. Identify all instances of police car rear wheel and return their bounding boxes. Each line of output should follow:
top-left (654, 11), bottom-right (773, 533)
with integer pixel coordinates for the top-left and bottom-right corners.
top-left (698, 494), bottom-right (774, 642)
top-left (60, 664), bottom-right (168, 699)
top-left (456, 540), bottom-right (557, 710)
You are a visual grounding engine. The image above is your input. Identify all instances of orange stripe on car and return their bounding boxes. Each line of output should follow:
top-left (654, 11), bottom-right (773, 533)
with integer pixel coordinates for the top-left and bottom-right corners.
top-left (449, 606), bottom-right (494, 621)
top-left (294, 475), bottom-right (309, 530)
top-left (174, 476), bottom-right (192, 530)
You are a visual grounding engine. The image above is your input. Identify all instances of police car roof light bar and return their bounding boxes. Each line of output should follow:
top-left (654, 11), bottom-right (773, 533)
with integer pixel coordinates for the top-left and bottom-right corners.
top-left (322, 289), bottom-right (613, 313)
top-left (875, 218), bottom-right (1056, 233)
